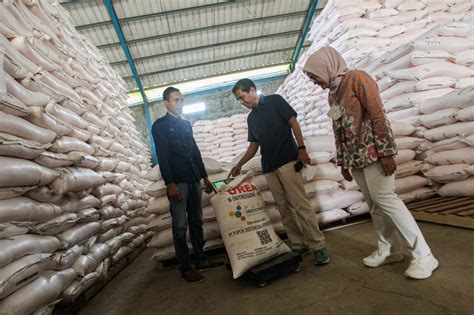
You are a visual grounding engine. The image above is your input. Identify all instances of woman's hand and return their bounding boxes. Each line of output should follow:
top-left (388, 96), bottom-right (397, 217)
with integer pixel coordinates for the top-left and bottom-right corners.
top-left (341, 168), bottom-right (353, 182)
top-left (379, 156), bottom-right (397, 176)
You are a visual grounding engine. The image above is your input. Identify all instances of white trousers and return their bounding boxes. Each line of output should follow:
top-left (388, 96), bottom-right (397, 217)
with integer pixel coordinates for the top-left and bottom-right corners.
top-left (351, 162), bottom-right (432, 258)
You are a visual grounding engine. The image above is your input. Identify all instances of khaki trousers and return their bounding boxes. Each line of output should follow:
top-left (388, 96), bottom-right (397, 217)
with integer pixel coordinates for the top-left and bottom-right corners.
top-left (264, 161), bottom-right (326, 251)
top-left (351, 162), bottom-right (432, 258)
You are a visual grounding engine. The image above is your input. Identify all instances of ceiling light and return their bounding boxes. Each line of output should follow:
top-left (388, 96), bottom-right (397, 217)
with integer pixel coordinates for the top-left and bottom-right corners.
top-left (183, 102), bottom-right (206, 114)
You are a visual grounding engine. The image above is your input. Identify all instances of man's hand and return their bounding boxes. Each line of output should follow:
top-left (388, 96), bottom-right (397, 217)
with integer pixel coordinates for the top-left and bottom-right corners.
top-left (298, 148), bottom-right (311, 165)
top-left (379, 156), bottom-right (397, 176)
top-left (203, 177), bottom-right (214, 194)
top-left (341, 168), bottom-right (353, 182)
top-left (167, 183), bottom-right (182, 202)
top-left (228, 164), bottom-right (242, 178)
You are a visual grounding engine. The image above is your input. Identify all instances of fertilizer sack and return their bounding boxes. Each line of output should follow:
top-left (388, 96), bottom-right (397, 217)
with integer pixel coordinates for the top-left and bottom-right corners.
top-left (210, 175), bottom-right (290, 278)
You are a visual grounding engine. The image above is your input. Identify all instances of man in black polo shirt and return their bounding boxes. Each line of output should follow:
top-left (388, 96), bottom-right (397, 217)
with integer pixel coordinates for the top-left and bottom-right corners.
top-left (152, 87), bottom-right (223, 283)
top-left (229, 79), bottom-right (329, 265)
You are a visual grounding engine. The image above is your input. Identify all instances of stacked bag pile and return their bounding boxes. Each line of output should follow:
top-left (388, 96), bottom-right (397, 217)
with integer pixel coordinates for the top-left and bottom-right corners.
top-left (193, 113), bottom-right (249, 163)
top-left (278, 72), bottom-right (334, 138)
top-left (275, 0), bottom-right (473, 201)
top-left (362, 20), bottom-right (474, 197)
top-left (276, 0), bottom-right (473, 132)
top-left (290, 135), bottom-right (365, 222)
top-left (0, 1), bottom-right (154, 313)
top-left (193, 120), bottom-right (215, 158)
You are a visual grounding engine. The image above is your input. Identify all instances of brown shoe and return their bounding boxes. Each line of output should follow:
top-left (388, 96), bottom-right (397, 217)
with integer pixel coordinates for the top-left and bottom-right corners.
top-left (181, 269), bottom-right (204, 283)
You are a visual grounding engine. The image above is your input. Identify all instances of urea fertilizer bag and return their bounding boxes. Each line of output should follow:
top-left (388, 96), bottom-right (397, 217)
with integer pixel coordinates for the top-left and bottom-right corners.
top-left (210, 175), bottom-right (290, 278)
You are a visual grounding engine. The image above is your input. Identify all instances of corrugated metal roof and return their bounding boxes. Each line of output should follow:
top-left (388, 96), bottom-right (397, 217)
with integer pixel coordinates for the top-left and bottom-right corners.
top-left (60, 0), bottom-right (326, 92)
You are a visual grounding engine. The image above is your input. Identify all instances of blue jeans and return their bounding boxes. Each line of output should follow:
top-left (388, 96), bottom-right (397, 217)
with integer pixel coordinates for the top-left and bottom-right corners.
top-left (169, 182), bottom-right (207, 273)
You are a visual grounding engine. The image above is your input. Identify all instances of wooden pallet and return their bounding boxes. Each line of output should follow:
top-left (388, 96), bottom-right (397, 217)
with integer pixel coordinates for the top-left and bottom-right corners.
top-left (406, 196), bottom-right (474, 229)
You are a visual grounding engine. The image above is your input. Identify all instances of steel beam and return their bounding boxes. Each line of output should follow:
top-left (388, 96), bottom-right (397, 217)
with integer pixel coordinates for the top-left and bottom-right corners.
top-left (96, 11), bottom-right (307, 50)
top-left (290, 1), bottom-right (320, 72)
top-left (104, 0), bottom-right (157, 165)
top-left (78, 1), bottom-right (236, 30)
top-left (122, 46), bottom-right (296, 82)
top-left (110, 30), bottom-right (300, 66)
top-left (127, 62), bottom-right (290, 94)
top-left (128, 73), bottom-right (289, 109)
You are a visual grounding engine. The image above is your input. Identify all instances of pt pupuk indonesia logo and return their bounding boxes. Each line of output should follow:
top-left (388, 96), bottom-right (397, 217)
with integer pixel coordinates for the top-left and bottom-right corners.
top-left (228, 203), bottom-right (247, 221)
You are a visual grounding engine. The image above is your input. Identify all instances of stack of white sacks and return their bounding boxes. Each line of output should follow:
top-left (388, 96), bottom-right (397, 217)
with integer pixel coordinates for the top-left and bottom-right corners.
top-left (274, 0), bottom-right (473, 202)
top-left (277, 0), bottom-right (473, 112)
top-left (193, 120), bottom-right (214, 157)
top-left (193, 113), bottom-right (249, 163)
top-left (363, 20), bottom-right (474, 197)
top-left (0, 1), bottom-right (154, 313)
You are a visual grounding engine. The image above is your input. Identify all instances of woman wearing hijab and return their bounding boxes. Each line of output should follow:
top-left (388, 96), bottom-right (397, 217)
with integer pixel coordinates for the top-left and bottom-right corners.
top-left (303, 46), bottom-right (438, 280)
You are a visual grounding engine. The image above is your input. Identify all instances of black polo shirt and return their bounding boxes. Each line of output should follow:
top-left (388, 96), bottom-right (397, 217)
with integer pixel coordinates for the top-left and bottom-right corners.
top-left (247, 94), bottom-right (298, 174)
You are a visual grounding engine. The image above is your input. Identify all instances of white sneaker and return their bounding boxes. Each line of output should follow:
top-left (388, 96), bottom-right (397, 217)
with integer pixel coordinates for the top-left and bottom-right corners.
top-left (404, 254), bottom-right (439, 280)
top-left (363, 250), bottom-right (405, 268)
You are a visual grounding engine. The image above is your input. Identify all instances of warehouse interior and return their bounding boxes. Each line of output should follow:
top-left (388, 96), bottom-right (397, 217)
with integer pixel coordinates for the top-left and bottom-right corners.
top-left (0, 0), bottom-right (473, 314)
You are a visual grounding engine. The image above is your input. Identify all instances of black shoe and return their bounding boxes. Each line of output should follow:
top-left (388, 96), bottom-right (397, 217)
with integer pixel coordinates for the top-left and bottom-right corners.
top-left (181, 269), bottom-right (204, 283)
top-left (195, 260), bottom-right (225, 271)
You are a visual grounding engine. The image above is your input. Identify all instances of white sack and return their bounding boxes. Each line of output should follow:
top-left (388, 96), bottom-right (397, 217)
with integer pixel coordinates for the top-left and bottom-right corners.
top-left (424, 164), bottom-right (471, 183)
top-left (394, 175), bottom-right (429, 195)
top-left (438, 177), bottom-right (474, 197)
top-left (210, 176), bottom-right (290, 278)
top-left (310, 189), bottom-right (364, 212)
top-left (456, 106), bottom-right (474, 121)
top-left (0, 269), bottom-right (76, 315)
top-left (0, 253), bottom-right (52, 299)
top-left (0, 235), bottom-right (61, 268)
top-left (395, 160), bottom-right (425, 178)
top-left (424, 122), bottom-right (474, 141)
top-left (0, 156), bottom-right (58, 188)
top-left (398, 187), bottom-right (437, 203)
top-left (420, 108), bottom-right (458, 128)
top-left (388, 62), bottom-right (473, 81)
top-left (304, 180), bottom-right (341, 197)
top-left (395, 137), bottom-right (424, 150)
top-left (56, 222), bottom-right (101, 248)
top-left (347, 201), bottom-right (370, 216)
top-left (49, 167), bottom-right (105, 194)
top-left (425, 147), bottom-right (474, 165)
top-left (0, 132), bottom-right (46, 159)
top-left (394, 150), bottom-right (416, 165)
top-left (419, 87), bottom-right (474, 114)
top-left (0, 196), bottom-right (63, 224)
top-left (34, 151), bottom-right (75, 168)
top-left (0, 111), bottom-right (57, 144)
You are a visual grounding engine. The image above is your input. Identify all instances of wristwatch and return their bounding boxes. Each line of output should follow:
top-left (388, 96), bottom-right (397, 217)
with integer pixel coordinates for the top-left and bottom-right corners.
top-left (298, 145), bottom-right (306, 150)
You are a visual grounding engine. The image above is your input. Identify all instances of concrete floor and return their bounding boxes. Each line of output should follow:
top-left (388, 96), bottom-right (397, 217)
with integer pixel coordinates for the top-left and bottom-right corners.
top-left (78, 221), bottom-right (474, 315)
